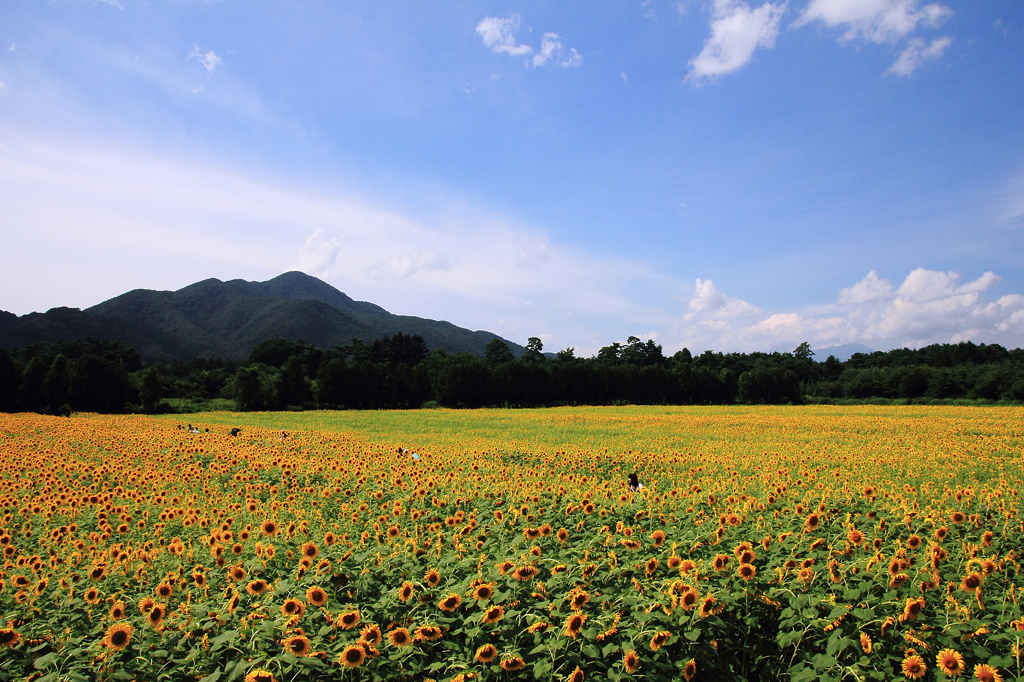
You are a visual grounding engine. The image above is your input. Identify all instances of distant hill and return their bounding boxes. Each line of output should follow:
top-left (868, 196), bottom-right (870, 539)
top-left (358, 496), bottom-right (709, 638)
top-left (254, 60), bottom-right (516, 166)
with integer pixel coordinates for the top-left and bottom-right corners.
top-left (812, 343), bottom-right (875, 363)
top-left (0, 272), bottom-right (526, 362)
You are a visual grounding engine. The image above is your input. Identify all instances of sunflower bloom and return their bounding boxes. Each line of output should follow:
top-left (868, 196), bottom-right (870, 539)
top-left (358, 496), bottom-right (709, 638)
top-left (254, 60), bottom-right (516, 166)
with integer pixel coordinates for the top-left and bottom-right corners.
top-left (564, 613), bottom-right (588, 638)
top-left (338, 610), bottom-right (361, 630)
top-left (244, 670), bottom-right (276, 682)
top-left (500, 656), bottom-right (526, 672)
top-left (475, 644), bottom-right (498, 663)
top-left (482, 605), bottom-right (505, 625)
top-left (902, 654), bottom-right (926, 680)
top-left (359, 624), bottom-right (382, 647)
top-left (649, 630), bottom-right (670, 651)
top-left (438, 593), bottom-right (462, 612)
top-left (339, 644), bottom-right (366, 668)
top-left (936, 648), bottom-right (966, 677)
top-left (623, 650), bottom-right (640, 674)
top-left (974, 664), bottom-right (1004, 682)
top-left (388, 627), bottom-right (412, 648)
top-left (283, 635), bottom-right (311, 657)
top-left (102, 622), bottom-right (133, 651)
top-left (305, 586), bottom-right (328, 607)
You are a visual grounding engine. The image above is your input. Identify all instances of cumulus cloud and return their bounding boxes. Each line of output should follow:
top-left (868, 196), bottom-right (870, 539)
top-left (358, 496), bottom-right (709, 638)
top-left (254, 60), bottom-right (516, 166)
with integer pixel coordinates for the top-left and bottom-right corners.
top-left (0, 81), bottom-right (7, 95)
top-left (886, 36), bottom-right (952, 76)
top-left (188, 45), bottom-right (223, 73)
top-left (688, 0), bottom-right (787, 80)
top-left (295, 228), bottom-right (344, 278)
top-left (476, 15), bottom-right (533, 57)
top-left (795, 0), bottom-right (952, 43)
top-left (476, 15), bottom-right (581, 68)
top-left (668, 268), bottom-right (1023, 353)
top-left (685, 278), bottom-right (762, 321)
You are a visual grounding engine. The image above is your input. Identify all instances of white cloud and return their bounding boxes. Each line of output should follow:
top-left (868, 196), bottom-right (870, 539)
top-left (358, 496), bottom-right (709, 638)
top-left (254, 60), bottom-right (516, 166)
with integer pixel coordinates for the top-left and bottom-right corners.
top-left (685, 278), bottom-right (762, 320)
top-left (886, 36), bottom-right (951, 76)
top-left (668, 268), bottom-right (1021, 353)
top-left (0, 81), bottom-right (7, 95)
top-left (295, 228), bottom-right (345, 277)
top-left (796, 0), bottom-right (952, 44)
top-left (476, 15), bottom-right (581, 68)
top-left (838, 270), bottom-right (893, 304)
top-left (621, 72), bottom-right (628, 82)
top-left (688, 0), bottom-right (787, 80)
top-left (476, 15), bottom-right (533, 57)
top-left (188, 45), bottom-right (223, 73)
top-left (533, 33), bottom-right (582, 68)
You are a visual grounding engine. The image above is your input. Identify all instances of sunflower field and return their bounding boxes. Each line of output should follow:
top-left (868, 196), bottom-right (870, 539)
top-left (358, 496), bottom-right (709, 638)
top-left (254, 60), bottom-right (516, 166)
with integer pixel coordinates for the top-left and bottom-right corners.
top-left (0, 406), bottom-right (1022, 682)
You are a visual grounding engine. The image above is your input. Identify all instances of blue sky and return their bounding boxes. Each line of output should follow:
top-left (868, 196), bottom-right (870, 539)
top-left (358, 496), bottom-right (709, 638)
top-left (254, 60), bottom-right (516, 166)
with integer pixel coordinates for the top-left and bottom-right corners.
top-left (1, 1), bottom-right (1022, 356)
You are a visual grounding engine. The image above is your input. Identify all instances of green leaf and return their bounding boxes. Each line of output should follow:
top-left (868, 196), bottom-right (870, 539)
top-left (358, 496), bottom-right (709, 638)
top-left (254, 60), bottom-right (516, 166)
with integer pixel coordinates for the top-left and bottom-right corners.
top-left (602, 642), bottom-right (620, 656)
top-left (211, 630), bottom-right (238, 647)
top-left (198, 672), bottom-right (222, 682)
top-left (33, 653), bottom-right (57, 670)
top-left (583, 644), bottom-right (599, 658)
top-left (684, 629), bottom-right (700, 642)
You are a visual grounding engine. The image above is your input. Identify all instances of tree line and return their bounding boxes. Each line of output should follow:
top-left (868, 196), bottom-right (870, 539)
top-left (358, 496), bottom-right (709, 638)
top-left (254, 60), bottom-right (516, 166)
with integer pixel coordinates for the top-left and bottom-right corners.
top-left (1, 335), bottom-right (1022, 414)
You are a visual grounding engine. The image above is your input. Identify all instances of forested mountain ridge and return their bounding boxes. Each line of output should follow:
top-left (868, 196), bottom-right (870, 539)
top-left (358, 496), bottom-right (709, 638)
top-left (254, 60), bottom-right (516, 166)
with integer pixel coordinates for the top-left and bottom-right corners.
top-left (0, 272), bottom-right (524, 361)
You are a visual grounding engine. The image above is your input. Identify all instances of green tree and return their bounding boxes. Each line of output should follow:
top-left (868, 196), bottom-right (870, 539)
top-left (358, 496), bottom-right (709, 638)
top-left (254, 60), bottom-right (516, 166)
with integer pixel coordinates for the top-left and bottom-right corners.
top-left (793, 342), bottom-right (814, 360)
top-left (522, 337), bottom-right (545, 364)
top-left (274, 355), bottom-right (310, 408)
top-left (46, 355), bottom-right (72, 414)
top-left (555, 347), bottom-right (576, 363)
top-left (484, 339), bottom-right (516, 366)
top-left (0, 348), bottom-right (17, 412)
top-left (233, 366), bottom-right (269, 411)
top-left (138, 366), bottom-right (165, 413)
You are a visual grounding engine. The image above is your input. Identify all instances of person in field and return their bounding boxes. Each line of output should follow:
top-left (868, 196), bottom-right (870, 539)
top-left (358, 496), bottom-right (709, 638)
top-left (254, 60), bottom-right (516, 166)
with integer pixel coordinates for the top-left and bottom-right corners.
top-left (628, 473), bottom-right (643, 492)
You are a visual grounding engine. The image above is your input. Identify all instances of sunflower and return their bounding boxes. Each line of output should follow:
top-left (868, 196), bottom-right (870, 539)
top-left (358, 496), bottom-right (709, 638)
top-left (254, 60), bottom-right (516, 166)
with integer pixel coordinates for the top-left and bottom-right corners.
top-left (156, 583), bottom-right (174, 599)
top-left (679, 587), bottom-right (700, 611)
top-left (388, 627), bottom-right (412, 647)
top-left (338, 610), bottom-right (361, 630)
top-left (475, 643), bottom-right (498, 663)
top-left (667, 556), bottom-right (682, 570)
top-left (438, 593), bottom-right (462, 612)
top-left (649, 631), bottom-right (670, 651)
top-left (244, 670), bottom-right (277, 682)
top-left (229, 566), bottom-right (247, 582)
top-left (472, 583), bottom-right (495, 601)
top-left (847, 529), bottom-right (865, 546)
top-left (84, 587), bottom-right (101, 605)
top-left (102, 622), bottom-right (133, 651)
top-left (713, 554), bottom-right (730, 571)
top-left (414, 625), bottom-right (442, 642)
top-left (901, 654), bottom-right (926, 680)
top-left (859, 632), bottom-right (872, 653)
top-left (973, 664), bottom-right (1004, 682)
top-left (680, 658), bottom-right (696, 680)
top-left (699, 594), bottom-right (717, 618)
top-left (283, 635), bottom-right (311, 657)
top-left (935, 527), bottom-right (949, 542)
top-left (797, 567), bottom-right (815, 583)
top-left (738, 549), bottom-right (756, 565)
top-left (936, 648), bottom-right (966, 677)
top-left (557, 528), bottom-right (569, 542)
top-left (398, 581), bottom-right (415, 601)
top-left (0, 627), bottom-right (22, 648)
top-left (623, 650), bottom-right (640, 674)
top-left (281, 598), bottom-right (305, 618)
top-left (527, 621), bottom-right (550, 633)
top-left (359, 623), bottom-right (382, 647)
top-left (679, 559), bottom-right (697, 576)
top-left (651, 530), bottom-right (666, 547)
top-left (804, 513), bottom-right (820, 532)
top-left (512, 565), bottom-right (539, 582)
top-left (566, 666), bottom-right (584, 682)
top-left (227, 592), bottom-right (240, 612)
top-left (907, 534), bottom-right (922, 550)
top-left (146, 603), bottom-right (166, 628)
top-left (569, 589), bottom-right (590, 611)
top-left (306, 586), bottom-right (328, 607)
top-left (109, 601), bottom-right (126, 620)
top-left (961, 573), bottom-right (983, 592)
top-left (900, 597), bottom-right (925, 622)
top-left (500, 656), bottom-right (526, 672)
top-left (738, 563), bottom-right (757, 581)
top-left (138, 596), bottom-right (155, 613)
top-left (339, 644), bottom-right (366, 668)
top-left (564, 613), bottom-right (588, 638)
top-left (193, 572), bottom-right (207, 588)
top-left (246, 579), bottom-right (268, 596)
top-left (482, 605), bottom-right (505, 625)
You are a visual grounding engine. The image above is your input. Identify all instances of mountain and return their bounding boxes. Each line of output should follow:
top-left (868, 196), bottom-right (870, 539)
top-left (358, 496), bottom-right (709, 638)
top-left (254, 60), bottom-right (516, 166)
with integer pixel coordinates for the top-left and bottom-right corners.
top-left (812, 343), bottom-right (875, 363)
top-left (0, 272), bottom-right (525, 362)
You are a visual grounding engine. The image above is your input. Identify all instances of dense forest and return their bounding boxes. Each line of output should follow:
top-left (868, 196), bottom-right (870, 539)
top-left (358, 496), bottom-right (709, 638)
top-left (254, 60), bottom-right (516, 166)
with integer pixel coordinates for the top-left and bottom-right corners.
top-left (1, 334), bottom-right (1022, 414)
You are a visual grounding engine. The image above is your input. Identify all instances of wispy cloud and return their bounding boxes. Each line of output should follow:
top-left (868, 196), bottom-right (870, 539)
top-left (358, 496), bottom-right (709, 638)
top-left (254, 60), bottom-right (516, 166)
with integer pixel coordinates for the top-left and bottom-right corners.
top-left (533, 33), bottom-right (582, 68)
top-left (188, 45), bottom-right (223, 73)
top-left (476, 15), bottom-right (582, 68)
top-left (886, 36), bottom-right (952, 76)
top-left (476, 15), bottom-right (533, 57)
top-left (687, 0), bottom-right (787, 80)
